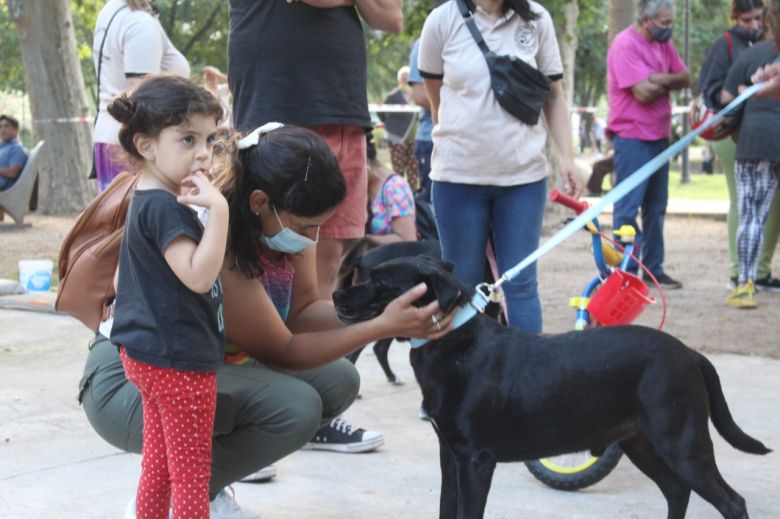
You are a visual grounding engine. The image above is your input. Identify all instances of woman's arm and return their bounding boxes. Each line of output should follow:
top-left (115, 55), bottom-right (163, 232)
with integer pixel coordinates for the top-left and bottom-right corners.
top-left (542, 80), bottom-right (583, 198)
top-left (221, 257), bottom-right (452, 371)
top-left (286, 246), bottom-right (344, 333)
top-left (423, 78), bottom-right (442, 125)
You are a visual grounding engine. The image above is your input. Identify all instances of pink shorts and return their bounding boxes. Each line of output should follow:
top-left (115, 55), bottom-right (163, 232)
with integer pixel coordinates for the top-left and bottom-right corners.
top-left (307, 124), bottom-right (367, 240)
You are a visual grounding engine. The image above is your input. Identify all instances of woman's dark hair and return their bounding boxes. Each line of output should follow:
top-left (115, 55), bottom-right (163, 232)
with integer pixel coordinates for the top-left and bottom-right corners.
top-left (107, 75), bottom-right (223, 161)
top-left (733, 0), bottom-right (764, 18)
top-left (504, 0), bottom-right (539, 22)
top-left (219, 126), bottom-right (347, 278)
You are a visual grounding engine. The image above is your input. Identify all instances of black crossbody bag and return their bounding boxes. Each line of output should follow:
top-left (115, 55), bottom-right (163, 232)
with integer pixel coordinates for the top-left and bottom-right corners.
top-left (456, 0), bottom-right (551, 125)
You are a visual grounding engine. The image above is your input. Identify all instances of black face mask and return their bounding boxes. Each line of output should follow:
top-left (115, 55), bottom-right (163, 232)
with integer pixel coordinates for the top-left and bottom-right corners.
top-left (649, 26), bottom-right (673, 43)
top-left (733, 26), bottom-right (763, 43)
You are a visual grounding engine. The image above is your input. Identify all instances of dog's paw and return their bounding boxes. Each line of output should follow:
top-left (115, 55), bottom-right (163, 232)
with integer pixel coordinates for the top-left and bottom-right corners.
top-left (388, 376), bottom-right (405, 386)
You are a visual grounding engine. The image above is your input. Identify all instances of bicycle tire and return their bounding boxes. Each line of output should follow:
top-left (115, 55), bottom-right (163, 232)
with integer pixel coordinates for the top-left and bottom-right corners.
top-left (524, 443), bottom-right (623, 491)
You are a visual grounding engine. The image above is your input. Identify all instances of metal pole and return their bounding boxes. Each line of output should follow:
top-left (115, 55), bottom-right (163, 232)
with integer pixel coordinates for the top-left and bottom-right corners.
top-left (681, 0), bottom-right (691, 184)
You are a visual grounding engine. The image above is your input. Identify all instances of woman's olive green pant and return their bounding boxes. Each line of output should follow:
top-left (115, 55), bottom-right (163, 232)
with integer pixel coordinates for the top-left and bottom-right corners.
top-left (79, 334), bottom-right (359, 500)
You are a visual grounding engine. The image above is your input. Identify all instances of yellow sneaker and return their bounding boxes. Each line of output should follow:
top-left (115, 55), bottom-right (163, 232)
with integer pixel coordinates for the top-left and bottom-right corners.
top-left (725, 280), bottom-right (757, 309)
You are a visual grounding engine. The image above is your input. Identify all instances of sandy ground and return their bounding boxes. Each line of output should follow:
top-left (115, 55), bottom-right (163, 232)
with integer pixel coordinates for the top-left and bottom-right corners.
top-left (1, 211), bottom-right (778, 358)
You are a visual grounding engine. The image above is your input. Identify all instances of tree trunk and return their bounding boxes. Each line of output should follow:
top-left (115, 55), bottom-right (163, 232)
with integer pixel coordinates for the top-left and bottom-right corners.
top-left (556, 1), bottom-right (579, 109)
top-left (8, 0), bottom-right (95, 215)
top-left (608, 0), bottom-right (636, 43)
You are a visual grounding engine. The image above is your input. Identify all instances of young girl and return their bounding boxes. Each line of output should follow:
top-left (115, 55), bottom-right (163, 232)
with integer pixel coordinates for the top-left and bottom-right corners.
top-left (365, 133), bottom-right (417, 246)
top-left (108, 75), bottom-right (227, 519)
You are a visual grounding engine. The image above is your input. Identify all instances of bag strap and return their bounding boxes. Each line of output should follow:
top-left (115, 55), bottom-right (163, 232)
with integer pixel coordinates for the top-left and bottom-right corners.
top-left (95, 5), bottom-right (128, 125)
top-left (456, 0), bottom-right (492, 56)
top-left (724, 31), bottom-right (734, 61)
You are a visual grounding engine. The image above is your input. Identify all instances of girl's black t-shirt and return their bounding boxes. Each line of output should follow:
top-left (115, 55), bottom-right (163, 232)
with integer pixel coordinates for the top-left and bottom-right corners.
top-left (112, 190), bottom-right (224, 372)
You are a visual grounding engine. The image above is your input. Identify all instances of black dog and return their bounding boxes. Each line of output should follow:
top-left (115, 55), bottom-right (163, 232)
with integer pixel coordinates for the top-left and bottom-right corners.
top-left (343, 240), bottom-right (442, 384)
top-left (333, 256), bottom-right (771, 519)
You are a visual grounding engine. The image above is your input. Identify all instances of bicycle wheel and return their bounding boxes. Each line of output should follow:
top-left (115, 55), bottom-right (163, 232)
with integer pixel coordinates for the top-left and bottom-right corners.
top-left (524, 443), bottom-right (623, 491)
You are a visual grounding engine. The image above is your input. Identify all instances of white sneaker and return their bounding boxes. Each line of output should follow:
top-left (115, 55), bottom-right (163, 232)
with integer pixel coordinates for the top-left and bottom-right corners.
top-left (210, 487), bottom-right (261, 519)
top-left (239, 464), bottom-right (277, 483)
top-left (124, 498), bottom-right (172, 519)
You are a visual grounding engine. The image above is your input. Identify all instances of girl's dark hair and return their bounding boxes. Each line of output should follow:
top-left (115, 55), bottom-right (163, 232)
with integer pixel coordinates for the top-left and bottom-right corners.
top-left (733, 0), bottom-right (764, 18)
top-left (504, 0), bottom-right (539, 22)
top-left (219, 126), bottom-right (347, 278)
top-left (107, 75), bottom-right (224, 161)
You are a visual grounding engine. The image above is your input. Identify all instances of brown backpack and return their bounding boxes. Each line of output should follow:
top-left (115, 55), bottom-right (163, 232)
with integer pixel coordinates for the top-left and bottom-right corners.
top-left (55, 171), bottom-right (139, 330)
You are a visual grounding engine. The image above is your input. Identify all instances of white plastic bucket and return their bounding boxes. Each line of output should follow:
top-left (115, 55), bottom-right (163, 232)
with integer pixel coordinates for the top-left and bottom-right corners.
top-left (18, 259), bottom-right (53, 293)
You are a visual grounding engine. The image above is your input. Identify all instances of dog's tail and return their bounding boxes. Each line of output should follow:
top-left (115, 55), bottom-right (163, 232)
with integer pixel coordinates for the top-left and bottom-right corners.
top-left (696, 352), bottom-right (772, 455)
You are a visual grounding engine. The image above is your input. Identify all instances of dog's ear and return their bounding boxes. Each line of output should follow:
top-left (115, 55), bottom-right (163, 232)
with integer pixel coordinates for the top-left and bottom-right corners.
top-left (429, 271), bottom-right (463, 313)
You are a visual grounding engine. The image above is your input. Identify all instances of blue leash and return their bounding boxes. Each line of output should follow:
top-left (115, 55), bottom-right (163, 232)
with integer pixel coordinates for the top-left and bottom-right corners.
top-left (411, 82), bottom-right (763, 349)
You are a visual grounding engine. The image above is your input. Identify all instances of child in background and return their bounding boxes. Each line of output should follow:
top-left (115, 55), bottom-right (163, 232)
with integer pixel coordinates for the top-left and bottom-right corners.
top-left (365, 133), bottom-right (417, 246)
top-left (108, 75), bottom-right (228, 519)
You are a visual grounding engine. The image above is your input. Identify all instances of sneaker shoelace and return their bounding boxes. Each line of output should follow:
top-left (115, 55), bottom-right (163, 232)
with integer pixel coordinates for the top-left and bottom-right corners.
top-left (330, 417), bottom-right (358, 436)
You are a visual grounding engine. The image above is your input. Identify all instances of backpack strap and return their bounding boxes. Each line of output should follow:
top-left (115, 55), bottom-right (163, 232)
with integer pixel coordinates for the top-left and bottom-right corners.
top-left (724, 31), bottom-right (734, 61)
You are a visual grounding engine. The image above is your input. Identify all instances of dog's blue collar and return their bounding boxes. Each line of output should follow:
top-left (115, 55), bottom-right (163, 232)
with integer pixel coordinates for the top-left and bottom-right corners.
top-left (409, 287), bottom-right (491, 349)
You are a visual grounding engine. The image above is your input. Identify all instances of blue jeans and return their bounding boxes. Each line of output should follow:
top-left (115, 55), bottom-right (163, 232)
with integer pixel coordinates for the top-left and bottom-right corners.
top-left (414, 139), bottom-right (433, 203)
top-left (431, 179), bottom-right (546, 333)
top-left (612, 135), bottom-right (670, 276)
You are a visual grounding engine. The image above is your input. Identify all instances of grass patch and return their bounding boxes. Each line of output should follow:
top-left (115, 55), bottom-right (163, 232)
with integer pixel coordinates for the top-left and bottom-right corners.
top-left (668, 169), bottom-right (728, 200)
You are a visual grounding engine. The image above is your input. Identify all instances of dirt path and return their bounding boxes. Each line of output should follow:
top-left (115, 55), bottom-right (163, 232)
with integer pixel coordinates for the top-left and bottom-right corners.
top-left (2, 212), bottom-right (778, 357)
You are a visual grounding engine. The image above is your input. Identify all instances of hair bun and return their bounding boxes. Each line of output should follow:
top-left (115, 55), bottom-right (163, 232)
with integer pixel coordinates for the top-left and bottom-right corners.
top-left (107, 94), bottom-right (137, 124)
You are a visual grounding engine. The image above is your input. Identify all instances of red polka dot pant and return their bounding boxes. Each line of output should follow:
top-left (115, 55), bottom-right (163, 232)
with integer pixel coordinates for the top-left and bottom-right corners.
top-left (120, 348), bottom-right (216, 519)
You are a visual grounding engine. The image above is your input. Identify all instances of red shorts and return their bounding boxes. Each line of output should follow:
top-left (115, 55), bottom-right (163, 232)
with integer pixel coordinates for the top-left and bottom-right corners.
top-left (307, 124), bottom-right (367, 240)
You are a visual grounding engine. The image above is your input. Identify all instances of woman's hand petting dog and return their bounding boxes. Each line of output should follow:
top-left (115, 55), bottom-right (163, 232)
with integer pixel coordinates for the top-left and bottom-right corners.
top-left (378, 283), bottom-right (456, 340)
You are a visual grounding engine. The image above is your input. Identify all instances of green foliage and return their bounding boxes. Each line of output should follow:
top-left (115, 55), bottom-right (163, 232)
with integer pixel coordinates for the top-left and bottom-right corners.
top-left (0, 0), bottom-right (752, 115)
top-left (0, 3), bottom-right (25, 92)
top-left (573, 0), bottom-right (608, 109)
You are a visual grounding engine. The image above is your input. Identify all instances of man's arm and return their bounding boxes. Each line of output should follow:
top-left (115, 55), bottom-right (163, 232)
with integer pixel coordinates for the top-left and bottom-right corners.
top-left (297, 0), bottom-right (402, 32)
top-left (409, 83), bottom-right (431, 111)
top-left (354, 0), bottom-right (403, 33)
top-left (0, 164), bottom-right (22, 180)
top-left (630, 79), bottom-right (669, 104)
top-left (649, 72), bottom-right (690, 91)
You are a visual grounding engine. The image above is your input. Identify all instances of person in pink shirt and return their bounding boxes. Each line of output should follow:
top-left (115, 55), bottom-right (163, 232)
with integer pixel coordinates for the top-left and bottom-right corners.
top-left (607, 0), bottom-right (690, 289)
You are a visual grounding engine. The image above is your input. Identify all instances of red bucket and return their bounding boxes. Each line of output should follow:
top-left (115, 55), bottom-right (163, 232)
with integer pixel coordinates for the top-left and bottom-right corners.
top-left (587, 270), bottom-right (655, 326)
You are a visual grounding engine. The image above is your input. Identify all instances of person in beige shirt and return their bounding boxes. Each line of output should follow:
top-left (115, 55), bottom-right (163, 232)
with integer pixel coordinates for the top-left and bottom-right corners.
top-left (418, 0), bottom-right (582, 333)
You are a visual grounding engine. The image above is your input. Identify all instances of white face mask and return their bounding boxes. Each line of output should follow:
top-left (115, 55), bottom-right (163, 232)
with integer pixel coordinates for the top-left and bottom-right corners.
top-left (260, 206), bottom-right (319, 254)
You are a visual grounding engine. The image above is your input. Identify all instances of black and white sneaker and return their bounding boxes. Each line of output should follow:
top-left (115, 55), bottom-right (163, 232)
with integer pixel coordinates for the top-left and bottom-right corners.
top-left (302, 417), bottom-right (384, 453)
top-left (644, 272), bottom-right (683, 290)
top-left (239, 464), bottom-right (277, 483)
top-left (755, 276), bottom-right (780, 292)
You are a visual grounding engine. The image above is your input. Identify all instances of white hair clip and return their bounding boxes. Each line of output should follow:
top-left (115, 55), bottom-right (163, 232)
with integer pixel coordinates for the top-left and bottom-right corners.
top-left (237, 122), bottom-right (284, 150)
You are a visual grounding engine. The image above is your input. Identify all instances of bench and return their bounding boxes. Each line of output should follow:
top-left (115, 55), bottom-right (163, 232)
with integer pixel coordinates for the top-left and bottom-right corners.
top-left (0, 141), bottom-right (45, 225)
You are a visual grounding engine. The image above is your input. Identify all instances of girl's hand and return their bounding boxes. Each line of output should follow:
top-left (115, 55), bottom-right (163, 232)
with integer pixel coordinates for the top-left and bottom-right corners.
top-left (178, 171), bottom-right (227, 211)
top-left (377, 283), bottom-right (456, 340)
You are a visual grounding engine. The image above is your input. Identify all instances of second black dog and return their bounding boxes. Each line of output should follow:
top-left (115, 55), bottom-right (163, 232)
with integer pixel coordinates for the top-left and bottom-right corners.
top-left (334, 256), bottom-right (771, 519)
top-left (342, 240), bottom-right (442, 384)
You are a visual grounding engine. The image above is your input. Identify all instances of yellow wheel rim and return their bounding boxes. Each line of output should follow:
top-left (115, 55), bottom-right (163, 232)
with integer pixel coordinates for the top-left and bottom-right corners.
top-left (538, 453), bottom-right (600, 474)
